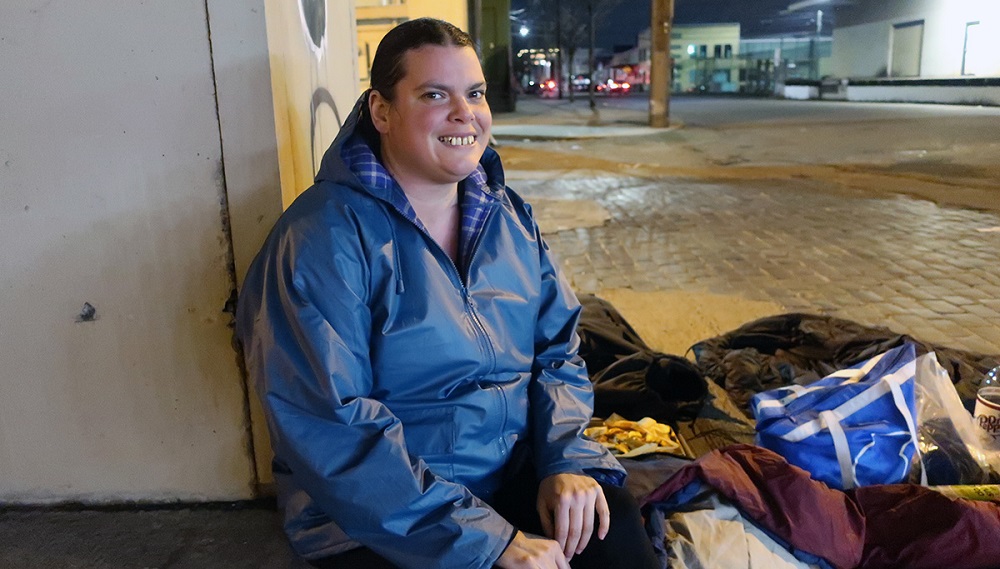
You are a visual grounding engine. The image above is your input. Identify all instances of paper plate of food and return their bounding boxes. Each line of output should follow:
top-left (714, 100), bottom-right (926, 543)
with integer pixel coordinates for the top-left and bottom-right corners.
top-left (585, 414), bottom-right (693, 459)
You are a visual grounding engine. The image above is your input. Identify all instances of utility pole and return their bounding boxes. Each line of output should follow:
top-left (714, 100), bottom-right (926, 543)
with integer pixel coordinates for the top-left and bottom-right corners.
top-left (649, 0), bottom-right (674, 127)
top-left (555, 0), bottom-right (563, 99)
top-left (588, 0), bottom-right (596, 111)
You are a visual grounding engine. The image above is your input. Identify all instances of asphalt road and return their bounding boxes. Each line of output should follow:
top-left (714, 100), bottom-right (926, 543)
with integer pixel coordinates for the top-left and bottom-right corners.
top-left (600, 92), bottom-right (1000, 128)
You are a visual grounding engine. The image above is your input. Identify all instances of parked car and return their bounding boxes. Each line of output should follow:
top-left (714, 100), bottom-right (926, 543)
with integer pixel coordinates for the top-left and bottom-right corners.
top-left (571, 74), bottom-right (591, 92)
top-left (596, 79), bottom-right (631, 95)
top-left (538, 78), bottom-right (558, 97)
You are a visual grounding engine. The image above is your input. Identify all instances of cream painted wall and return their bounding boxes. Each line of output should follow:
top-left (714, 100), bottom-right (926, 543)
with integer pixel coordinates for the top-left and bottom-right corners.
top-left (250, 0), bottom-right (360, 486)
top-left (356, 0), bottom-right (469, 93)
top-left (207, 0), bottom-right (289, 493)
top-left (266, 0), bottom-right (360, 208)
top-left (0, 1), bottom-right (257, 501)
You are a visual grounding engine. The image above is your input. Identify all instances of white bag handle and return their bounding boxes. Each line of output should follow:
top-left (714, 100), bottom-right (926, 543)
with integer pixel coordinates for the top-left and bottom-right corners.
top-left (825, 350), bottom-right (888, 382)
top-left (755, 351), bottom-right (890, 413)
top-left (887, 375), bottom-right (927, 486)
top-left (822, 410), bottom-right (857, 489)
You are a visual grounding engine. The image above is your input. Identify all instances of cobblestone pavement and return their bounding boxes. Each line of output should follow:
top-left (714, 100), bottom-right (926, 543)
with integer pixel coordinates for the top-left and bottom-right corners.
top-left (515, 172), bottom-right (1000, 355)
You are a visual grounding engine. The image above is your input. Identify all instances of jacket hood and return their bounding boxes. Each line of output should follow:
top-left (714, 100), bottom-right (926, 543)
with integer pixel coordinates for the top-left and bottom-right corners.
top-left (314, 91), bottom-right (506, 194)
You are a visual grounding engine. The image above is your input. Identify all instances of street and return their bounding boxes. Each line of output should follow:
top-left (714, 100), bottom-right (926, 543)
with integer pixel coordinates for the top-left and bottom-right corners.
top-left (604, 92), bottom-right (1000, 128)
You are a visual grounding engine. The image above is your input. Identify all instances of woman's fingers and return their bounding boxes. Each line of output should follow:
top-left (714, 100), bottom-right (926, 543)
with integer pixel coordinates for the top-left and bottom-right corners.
top-left (574, 494), bottom-right (596, 555)
top-left (596, 486), bottom-right (611, 541)
top-left (553, 497), bottom-right (570, 552)
top-left (537, 473), bottom-right (610, 561)
top-left (562, 494), bottom-right (584, 558)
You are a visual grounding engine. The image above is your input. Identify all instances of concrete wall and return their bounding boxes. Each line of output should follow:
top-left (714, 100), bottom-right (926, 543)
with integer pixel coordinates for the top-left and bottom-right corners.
top-left (834, 0), bottom-right (1000, 78)
top-left (847, 84), bottom-right (1000, 106)
top-left (0, 0), bottom-right (254, 502)
top-left (209, 0), bottom-right (285, 292)
top-left (0, 0), bottom-right (356, 502)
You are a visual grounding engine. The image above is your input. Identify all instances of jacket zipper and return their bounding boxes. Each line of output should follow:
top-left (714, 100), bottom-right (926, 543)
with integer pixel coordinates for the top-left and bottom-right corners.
top-left (458, 204), bottom-right (498, 374)
top-left (385, 200), bottom-right (508, 457)
top-left (384, 201), bottom-right (499, 372)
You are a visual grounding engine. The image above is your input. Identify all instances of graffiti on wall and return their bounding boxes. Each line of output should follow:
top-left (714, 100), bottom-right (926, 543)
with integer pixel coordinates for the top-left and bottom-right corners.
top-left (265, 0), bottom-right (357, 206)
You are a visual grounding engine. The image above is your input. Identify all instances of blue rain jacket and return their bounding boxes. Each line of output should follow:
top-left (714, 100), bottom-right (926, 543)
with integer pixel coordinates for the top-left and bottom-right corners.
top-left (235, 97), bottom-right (625, 568)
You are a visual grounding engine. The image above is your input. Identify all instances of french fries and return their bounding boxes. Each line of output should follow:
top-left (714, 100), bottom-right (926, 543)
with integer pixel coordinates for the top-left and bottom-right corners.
top-left (584, 416), bottom-right (681, 456)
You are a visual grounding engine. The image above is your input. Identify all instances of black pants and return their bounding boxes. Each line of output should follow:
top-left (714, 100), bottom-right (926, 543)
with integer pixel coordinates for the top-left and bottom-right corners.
top-left (311, 457), bottom-right (659, 569)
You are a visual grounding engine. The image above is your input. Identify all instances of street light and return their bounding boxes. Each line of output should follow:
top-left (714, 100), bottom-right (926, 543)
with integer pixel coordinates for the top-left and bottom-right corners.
top-left (520, 25), bottom-right (529, 37)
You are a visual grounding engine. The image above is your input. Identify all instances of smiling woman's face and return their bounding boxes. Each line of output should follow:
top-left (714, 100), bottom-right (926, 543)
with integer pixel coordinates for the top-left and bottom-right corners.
top-left (370, 44), bottom-right (492, 191)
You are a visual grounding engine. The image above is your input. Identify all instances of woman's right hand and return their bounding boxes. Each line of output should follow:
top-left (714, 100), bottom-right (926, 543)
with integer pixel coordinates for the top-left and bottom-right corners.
top-left (496, 531), bottom-right (570, 569)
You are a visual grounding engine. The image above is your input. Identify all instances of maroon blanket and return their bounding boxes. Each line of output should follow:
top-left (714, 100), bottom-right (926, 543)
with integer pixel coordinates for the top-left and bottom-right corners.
top-left (644, 445), bottom-right (1000, 569)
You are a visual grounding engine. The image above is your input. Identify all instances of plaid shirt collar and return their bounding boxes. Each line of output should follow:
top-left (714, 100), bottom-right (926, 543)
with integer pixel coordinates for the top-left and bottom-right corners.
top-left (342, 135), bottom-right (497, 273)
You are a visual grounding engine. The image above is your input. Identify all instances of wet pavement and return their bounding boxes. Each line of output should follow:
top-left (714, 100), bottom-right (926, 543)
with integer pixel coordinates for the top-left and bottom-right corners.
top-left (497, 95), bottom-right (1000, 356)
top-left (516, 171), bottom-right (1000, 355)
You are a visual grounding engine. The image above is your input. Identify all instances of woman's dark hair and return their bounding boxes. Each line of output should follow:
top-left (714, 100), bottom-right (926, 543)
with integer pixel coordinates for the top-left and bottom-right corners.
top-left (358, 18), bottom-right (478, 151)
top-left (370, 18), bottom-right (476, 101)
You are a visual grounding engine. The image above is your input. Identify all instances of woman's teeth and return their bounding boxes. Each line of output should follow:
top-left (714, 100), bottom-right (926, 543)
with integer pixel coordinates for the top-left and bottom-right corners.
top-left (439, 135), bottom-right (475, 146)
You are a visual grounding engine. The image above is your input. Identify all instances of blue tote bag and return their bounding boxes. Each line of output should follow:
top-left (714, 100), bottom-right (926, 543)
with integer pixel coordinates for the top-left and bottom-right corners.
top-left (751, 343), bottom-right (925, 490)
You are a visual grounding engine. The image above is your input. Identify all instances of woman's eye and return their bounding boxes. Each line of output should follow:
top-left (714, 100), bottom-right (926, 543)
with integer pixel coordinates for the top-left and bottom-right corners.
top-left (469, 90), bottom-right (486, 99)
top-left (423, 92), bottom-right (444, 100)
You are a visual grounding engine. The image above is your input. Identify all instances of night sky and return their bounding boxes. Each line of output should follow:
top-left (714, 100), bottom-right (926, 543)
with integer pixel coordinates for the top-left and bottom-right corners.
top-left (512, 0), bottom-right (827, 50)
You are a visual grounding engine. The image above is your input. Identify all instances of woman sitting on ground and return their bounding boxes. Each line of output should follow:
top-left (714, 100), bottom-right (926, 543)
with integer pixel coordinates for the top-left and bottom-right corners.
top-left (236, 18), bottom-right (659, 569)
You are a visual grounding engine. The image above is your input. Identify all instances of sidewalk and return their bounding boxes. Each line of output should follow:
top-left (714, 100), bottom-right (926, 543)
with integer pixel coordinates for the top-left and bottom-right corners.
top-left (491, 96), bottom-right (667, 139)
top-left (1, 503), bottom-right (308, 569)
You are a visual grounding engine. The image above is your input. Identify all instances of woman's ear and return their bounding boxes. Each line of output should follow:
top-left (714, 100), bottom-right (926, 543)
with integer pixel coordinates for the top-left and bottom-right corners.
top-left (369, 90), bottom-right (391, 134)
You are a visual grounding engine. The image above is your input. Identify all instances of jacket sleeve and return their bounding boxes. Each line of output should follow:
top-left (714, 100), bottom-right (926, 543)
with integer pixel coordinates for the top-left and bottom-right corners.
top-left (526, 222), bottom-right (627, 486)
top-left (236, 213), bottom-right (515, 569)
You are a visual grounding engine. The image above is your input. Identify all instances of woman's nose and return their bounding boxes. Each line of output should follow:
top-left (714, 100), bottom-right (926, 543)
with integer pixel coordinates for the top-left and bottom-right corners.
top-left (450, 98), bottom-right (475, 122)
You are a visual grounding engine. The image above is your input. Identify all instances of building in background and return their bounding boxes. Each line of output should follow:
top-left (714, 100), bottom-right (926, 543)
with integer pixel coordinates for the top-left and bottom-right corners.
top-left (615, 20), bottom-right (836, 96)
top-left (831, 0), bottom-right (999, 79)
top-left (741, 36), bottom-right (832, 93)
top-left (669, 23), bottom-right (742, 93)
top-left (615, 24), bottom-right (743, 93)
